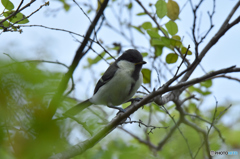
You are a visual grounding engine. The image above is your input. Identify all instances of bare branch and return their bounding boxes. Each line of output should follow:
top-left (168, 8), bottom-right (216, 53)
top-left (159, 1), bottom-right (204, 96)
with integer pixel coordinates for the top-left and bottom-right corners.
top-left (181, 0), bottom-right (240, 82)
top-left (198, 0), bottom-right (216, 44)
top-left (123, 119), bottom-right (168, 134)
top-left (174, 44), bottom-right (190, 76)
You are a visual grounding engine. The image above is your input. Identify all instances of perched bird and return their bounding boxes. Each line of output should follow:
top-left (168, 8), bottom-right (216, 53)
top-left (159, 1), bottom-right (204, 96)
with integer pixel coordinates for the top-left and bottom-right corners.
top-left (64, 49), bottom-right (146, 116)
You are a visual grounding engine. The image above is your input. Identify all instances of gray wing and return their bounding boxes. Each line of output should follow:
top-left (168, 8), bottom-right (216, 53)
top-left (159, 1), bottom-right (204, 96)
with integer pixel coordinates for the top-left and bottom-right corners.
top-left (94, 62), bottom-right (118, 94)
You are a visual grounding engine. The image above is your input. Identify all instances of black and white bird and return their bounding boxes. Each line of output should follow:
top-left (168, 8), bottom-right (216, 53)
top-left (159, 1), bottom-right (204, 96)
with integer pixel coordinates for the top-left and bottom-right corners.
top-left (64, 49), bottom-right (146, 116)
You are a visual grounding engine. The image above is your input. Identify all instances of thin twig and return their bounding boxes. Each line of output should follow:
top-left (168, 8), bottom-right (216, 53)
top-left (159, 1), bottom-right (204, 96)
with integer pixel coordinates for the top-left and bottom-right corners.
top-left (193, 96), bottom-right (219, 159)
top-left (185, 113), bottom-right (225, 142)
top-left (174, 45), bottom-right (190, 76)
top-left (123, 119), bottom-right (168, 134)
top-left (19, 24), bottom-right (85, 38)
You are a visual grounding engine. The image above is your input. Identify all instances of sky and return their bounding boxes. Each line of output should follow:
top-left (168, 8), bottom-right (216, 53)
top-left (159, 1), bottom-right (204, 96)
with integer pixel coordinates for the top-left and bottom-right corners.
top-left (1, 0), bottom-right (240, 127)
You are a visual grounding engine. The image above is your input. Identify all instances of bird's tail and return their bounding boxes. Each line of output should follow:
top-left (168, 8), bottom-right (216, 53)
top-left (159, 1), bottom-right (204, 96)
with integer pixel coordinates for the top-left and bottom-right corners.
top-left (63, 99), bottom-right (92, 117)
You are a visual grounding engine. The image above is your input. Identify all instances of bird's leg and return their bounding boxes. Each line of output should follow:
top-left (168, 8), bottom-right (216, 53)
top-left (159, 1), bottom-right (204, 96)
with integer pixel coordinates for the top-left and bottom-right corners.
top-left (108, 105), bottom-right (126, 113)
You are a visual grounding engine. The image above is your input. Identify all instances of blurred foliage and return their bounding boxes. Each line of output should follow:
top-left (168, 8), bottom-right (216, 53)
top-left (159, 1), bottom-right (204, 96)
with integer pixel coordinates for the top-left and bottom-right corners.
top-left (142, 68), bottom-right (151, 84)
top-left (58, 0), bottom-right (70, 11)
top-left (0, 59), bottom-right (68, 158)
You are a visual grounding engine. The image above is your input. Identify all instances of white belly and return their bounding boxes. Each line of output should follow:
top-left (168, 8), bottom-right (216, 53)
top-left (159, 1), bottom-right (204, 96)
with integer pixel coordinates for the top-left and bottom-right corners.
top-left (90, 70), bottom-right (142, 106)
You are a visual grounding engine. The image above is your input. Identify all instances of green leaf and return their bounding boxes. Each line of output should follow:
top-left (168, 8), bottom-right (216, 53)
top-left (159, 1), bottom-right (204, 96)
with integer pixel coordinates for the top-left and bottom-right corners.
top-left (147, 30), bottom-right (160, 38)
top-left (181, 46), bottom-right (192, 55)
top-left (188, 86), bottom-right (211, 96)
top-left (3, 10), bottom-right (12, 17)
top-left (167, 0), bottom-right (179, 21)
top-left (122, 101), bottom-right (131, 109)
top-left (108, 46), bottom-right (120, 51)
top-left (136, 12), bottom-right (147, 16)
top-left (131, 25), bottom-right (144, 34)
top-left (1, 0), bottom-right (14, 10)
top-left (85, 52), bottom-right (106, 68)
top-left (200, 80), bottom-right (212, 88)
top-left (160, 26), bottom-right (168, 36)
top-left (142, 22), bottom-right (152, 30)
top-left (87, 9), bottom-right (92, 14)
top-left (190, 86), bottom-right (200, 92)
top-left (106, 56), bottom-right (115, 60)
top-left (151, 39), bottom-right (163, 46)
top-left (155, 0), bottom-right (167, 19)
top-left (155, 46), bottom-right (163, 56)
top-left (202, 91), bottom-right (211, 96)
top-left (161, 37), bottom-right (171, 46)
top-left (188, 102), bottom-right (197, 113)
top-left (151, 37), bottom-right (171, 47)
top-left (0, 20), bottom-right (10, 29)
top-left (141, 52), bottom-right (148, 57)
top-left (142, 68), bottom-right (151, 84)
top-left (10, 12), bottom-right (29, 24)
top-left (127, 2), bottom-right (132, 9)
top-left (3, 11), bottom-right (29, 24)
top-left (63, 3), bottom-right (70, 11)
top-left (150, 103), bottom-right (166, 112)
top-left (166, 53), bottom-right (178, 64)
top-left (170, 38), bottom-right (182, 47)
top-left (172, 35), bottom-right (181, 41)
top-left (165, 20), bottom-right (178, 35)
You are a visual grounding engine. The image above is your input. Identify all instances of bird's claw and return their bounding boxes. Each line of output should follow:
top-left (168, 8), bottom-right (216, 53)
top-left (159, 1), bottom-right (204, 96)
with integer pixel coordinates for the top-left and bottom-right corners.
top-left (127, 97), bottom-right (143, 103)
top-left (108, 105), bottom-right (126, 114)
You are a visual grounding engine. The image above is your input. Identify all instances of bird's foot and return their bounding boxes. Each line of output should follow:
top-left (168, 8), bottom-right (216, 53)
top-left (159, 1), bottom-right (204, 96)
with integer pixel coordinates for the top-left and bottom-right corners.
top-left (127, 97), bottom-right (143, 104)
top-left (108, 105), bottom-right (126, 113)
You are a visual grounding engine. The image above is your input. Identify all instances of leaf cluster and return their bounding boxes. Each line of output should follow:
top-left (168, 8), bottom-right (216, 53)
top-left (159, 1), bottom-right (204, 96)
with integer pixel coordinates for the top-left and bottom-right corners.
top-left (0, 0), bottom-right (29, 32)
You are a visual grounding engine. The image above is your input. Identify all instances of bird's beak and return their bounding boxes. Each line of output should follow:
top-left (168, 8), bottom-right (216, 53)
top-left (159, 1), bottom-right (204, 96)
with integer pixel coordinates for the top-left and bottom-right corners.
top-left (135, 61), bottom-right (147, 65)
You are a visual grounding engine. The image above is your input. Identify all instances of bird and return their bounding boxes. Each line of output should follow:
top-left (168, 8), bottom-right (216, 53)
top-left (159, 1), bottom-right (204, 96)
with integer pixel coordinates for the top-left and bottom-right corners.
top-left (64, 49), bottom-right (146, 116)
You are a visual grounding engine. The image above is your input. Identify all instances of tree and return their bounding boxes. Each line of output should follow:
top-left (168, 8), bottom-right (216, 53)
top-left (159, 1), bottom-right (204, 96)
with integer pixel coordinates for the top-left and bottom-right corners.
top-left (1, 0), bottom-right (240, 158)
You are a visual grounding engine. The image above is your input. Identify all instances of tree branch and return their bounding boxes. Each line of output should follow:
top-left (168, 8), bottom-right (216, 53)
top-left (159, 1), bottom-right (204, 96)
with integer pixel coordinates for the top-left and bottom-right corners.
top-left (50, 63), bottom-right (240, 158)
top-left (47, 0), bottom-right (110, 119)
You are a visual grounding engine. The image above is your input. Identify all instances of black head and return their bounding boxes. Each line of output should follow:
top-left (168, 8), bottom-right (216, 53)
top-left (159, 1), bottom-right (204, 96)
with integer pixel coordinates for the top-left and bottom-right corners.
top-left (117, 49), bottom-right (146, 65)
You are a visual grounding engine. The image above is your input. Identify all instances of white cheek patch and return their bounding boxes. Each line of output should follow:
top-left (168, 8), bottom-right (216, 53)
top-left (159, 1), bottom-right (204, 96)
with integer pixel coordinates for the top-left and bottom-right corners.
top-left (117, 60), bottom-right (135, 73)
